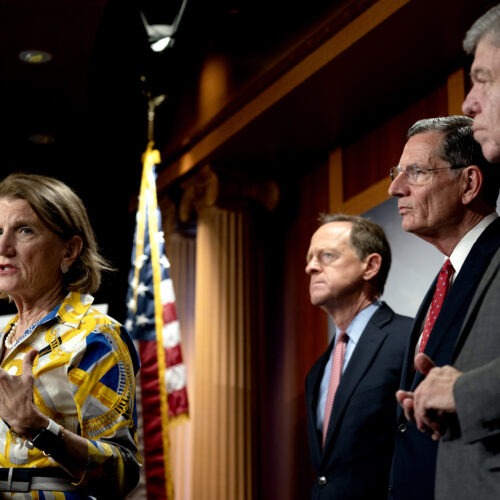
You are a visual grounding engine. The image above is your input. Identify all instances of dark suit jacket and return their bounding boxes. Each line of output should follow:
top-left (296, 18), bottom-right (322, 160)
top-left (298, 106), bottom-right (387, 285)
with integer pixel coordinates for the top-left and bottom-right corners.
top-left (305, 301), bottom-right (412, 500)
top-left (389, 217), bottom-right (500, 500)
top-left (435, 244), bottom-right (500, 500)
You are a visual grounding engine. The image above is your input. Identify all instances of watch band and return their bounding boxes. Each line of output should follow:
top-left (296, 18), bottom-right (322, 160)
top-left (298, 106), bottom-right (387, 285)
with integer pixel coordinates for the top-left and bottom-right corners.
top-left (26, 419), bottom-right (64, 456)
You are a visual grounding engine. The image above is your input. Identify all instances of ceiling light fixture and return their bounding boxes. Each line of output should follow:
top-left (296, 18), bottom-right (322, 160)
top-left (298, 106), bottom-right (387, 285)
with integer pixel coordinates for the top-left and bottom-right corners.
top-left (140, 0), bottom-right (188, 53)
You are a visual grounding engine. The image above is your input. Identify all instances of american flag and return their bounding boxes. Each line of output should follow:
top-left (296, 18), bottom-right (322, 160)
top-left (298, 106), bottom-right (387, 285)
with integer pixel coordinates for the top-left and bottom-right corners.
top-left (125, 142), bottom-right (189, 499)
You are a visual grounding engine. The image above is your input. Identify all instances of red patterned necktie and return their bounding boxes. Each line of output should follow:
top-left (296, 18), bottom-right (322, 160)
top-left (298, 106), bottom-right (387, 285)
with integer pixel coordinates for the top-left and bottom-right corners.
top-left (323, 331), bottom-right (348, 446)
top-left (419, 258), bottom-right (454, 353)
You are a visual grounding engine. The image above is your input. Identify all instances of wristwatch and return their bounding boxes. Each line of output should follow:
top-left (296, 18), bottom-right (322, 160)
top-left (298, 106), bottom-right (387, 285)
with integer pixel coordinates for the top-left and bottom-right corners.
top-left (25, 418), bottom-right (64, 456)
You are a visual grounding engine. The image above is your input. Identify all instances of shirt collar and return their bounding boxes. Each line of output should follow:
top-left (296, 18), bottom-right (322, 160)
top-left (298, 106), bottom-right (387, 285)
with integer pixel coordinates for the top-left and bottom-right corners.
top-left (449, 212), bottom-right (498, 277)
top-left (334, 299), bottom-right (381, 346)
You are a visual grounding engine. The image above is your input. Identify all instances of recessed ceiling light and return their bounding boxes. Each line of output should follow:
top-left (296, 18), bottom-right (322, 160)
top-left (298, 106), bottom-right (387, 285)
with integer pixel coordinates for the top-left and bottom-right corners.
top-left (18, 50), bottom-right (52, 64)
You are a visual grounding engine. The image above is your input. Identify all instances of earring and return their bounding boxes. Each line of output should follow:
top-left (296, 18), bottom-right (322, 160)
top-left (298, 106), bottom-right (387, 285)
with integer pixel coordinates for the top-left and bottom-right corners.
top-left (61, 263), bottom-right (69, 274)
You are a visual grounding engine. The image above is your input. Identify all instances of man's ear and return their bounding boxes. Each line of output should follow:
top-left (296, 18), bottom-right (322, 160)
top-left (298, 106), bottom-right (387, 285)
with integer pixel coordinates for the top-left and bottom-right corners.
top-left (461, 165), bottom-right (482, 205)
top-left (363, 253), bottom-right (382, 281)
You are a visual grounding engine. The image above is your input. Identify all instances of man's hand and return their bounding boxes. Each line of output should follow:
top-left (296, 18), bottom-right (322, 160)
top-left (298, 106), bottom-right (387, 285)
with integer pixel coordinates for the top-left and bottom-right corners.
top-left (395, 352), bottom-right (436, 422)
top-left (411, 354), bottom-right (461, 440)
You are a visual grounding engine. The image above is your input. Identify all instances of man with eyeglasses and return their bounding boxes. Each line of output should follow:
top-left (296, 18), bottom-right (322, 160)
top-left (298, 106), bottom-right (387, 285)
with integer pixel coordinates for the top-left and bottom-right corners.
top-left (395, 7), bottom-right (500, 500)
top-left (387, 115), bottom-right (500, 500)
top-left (304, 213), bottom-right (412, 500)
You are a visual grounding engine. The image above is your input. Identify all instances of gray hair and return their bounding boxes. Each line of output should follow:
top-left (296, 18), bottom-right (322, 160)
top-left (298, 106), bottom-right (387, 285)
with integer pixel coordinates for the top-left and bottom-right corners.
top-left (463, 5), bottom-right (500, 54)
top-left (0, 172), bottom-right (114, 294)
top-left (407, 116), bottom-right (500, 206)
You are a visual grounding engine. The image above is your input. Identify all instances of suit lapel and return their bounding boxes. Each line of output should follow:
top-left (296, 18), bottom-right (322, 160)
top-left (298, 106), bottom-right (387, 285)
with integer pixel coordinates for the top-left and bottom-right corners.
top-left (453, 246), bottom-right (500, 357)
top-left (323, 304), bottom-right (392, 450)
top-left (399, 284), bottom-right (434, 393)
top-left (400, 218), bottom-right (500, 393)
top-left (422, 219), bottom-right (500, 360)
top-left (306, 344), bottom-right (333, 460)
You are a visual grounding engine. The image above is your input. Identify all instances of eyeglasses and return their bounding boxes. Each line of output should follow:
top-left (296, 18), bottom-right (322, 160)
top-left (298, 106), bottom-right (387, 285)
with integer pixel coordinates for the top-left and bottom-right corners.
top-left (306, 250), bottom-right (337, 267)
top-left (389, 165), bottom-right (459, 185)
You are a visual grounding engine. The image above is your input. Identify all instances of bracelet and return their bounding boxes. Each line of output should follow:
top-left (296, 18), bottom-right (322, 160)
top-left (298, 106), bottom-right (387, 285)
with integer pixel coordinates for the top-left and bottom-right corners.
top-left (45, 418), bottom-right (61, 436)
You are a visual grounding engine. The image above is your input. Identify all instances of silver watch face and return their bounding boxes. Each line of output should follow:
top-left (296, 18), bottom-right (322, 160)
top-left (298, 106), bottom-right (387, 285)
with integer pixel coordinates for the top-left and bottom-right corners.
top-left (25, 439), bottom-right (35, 450)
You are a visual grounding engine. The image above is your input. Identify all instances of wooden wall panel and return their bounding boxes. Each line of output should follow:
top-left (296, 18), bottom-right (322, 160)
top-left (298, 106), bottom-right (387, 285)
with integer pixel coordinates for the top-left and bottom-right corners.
top-left (342, 83), bottom-right (449, 201)
top-left (272, 160), bottom-right (331, 500)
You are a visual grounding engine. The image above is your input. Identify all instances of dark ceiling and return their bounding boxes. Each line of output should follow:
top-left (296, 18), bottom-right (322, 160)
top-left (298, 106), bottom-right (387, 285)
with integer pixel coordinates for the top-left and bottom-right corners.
top-left (1, 0), bottom-right (189, 194)
top-left (0, 0), bottom-right (335, 182)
